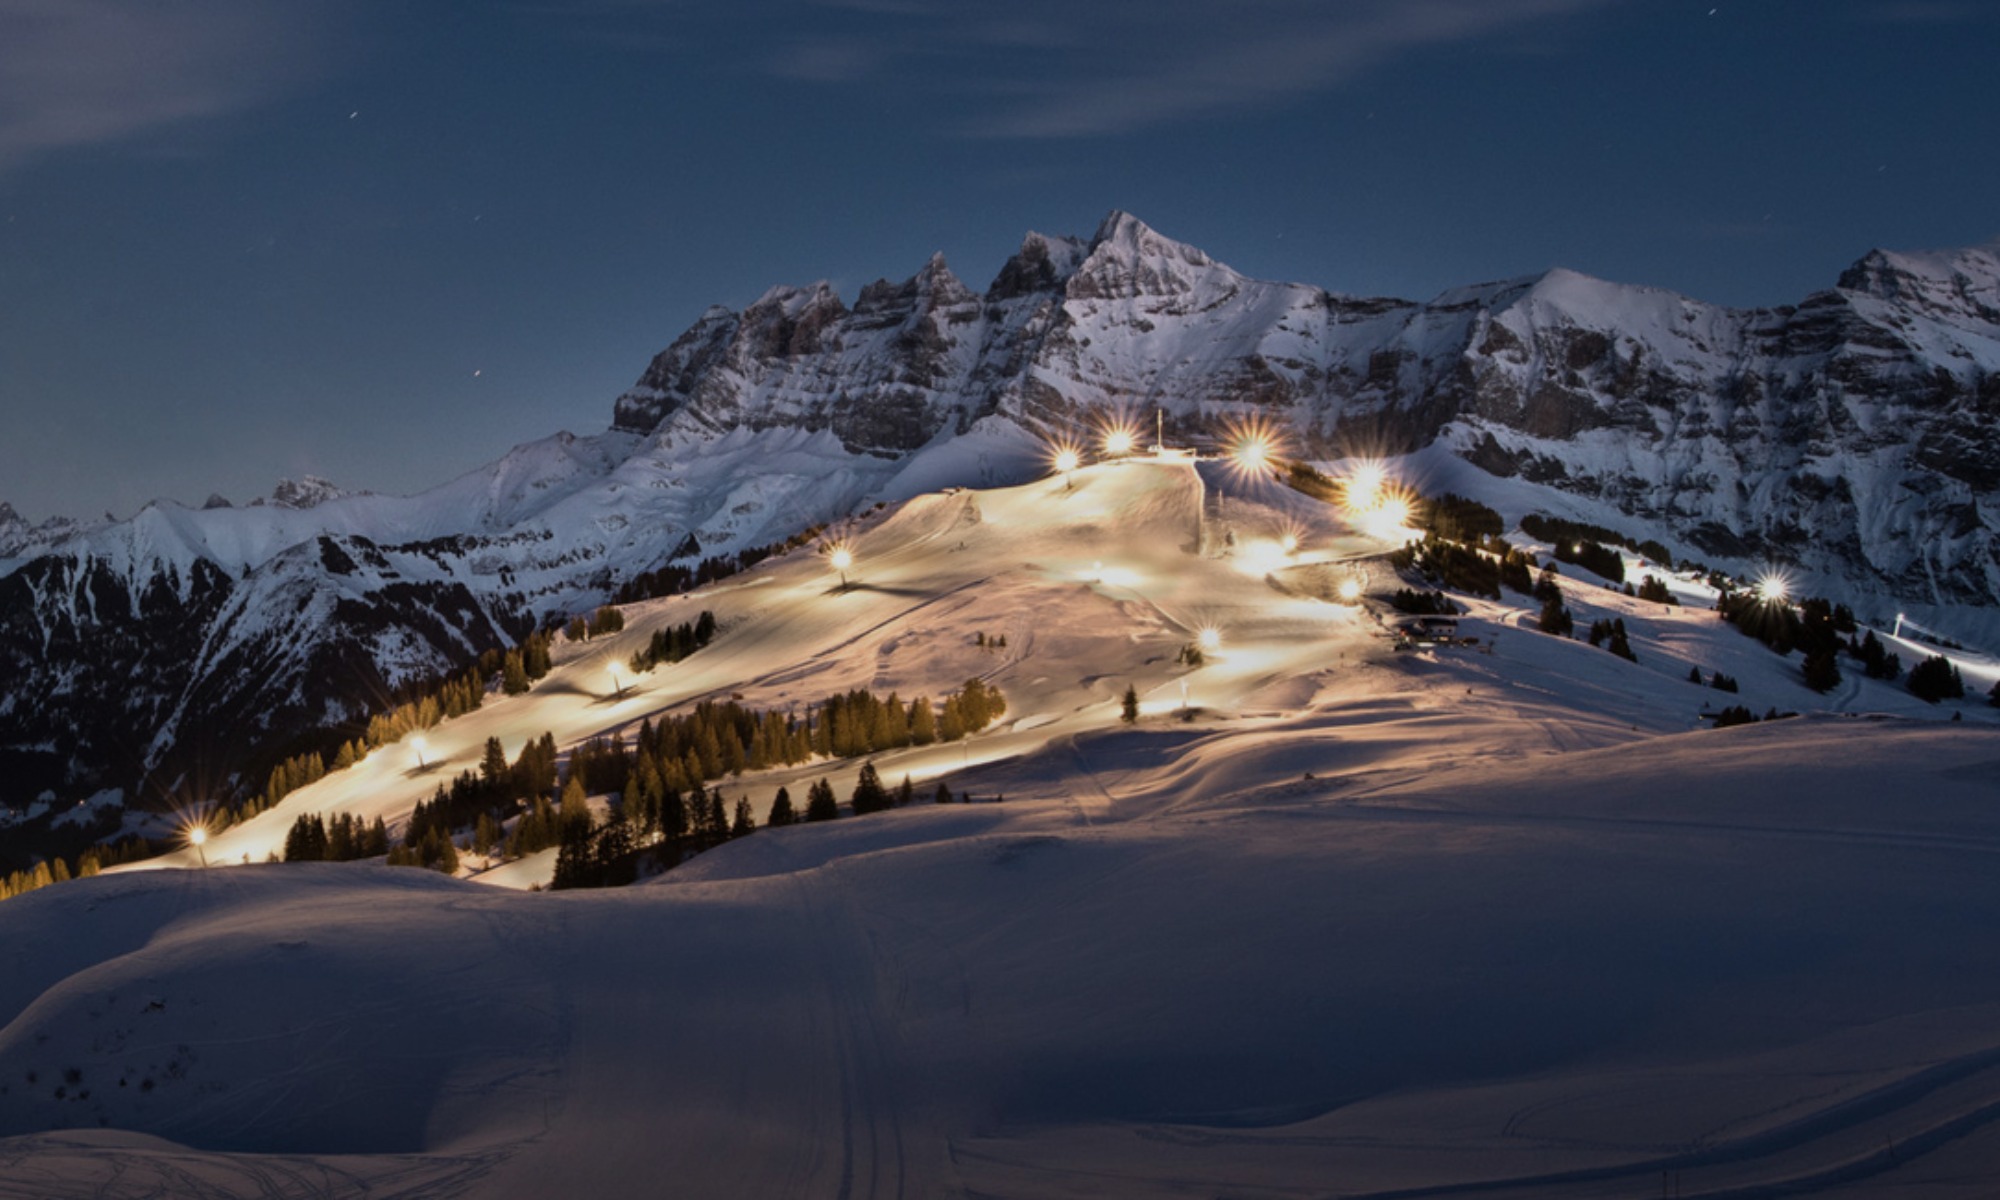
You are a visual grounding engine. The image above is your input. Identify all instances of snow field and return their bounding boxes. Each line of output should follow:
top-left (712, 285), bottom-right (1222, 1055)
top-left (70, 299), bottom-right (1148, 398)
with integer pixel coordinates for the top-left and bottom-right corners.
top-left (23, 455), bottom-right (2000, 1196)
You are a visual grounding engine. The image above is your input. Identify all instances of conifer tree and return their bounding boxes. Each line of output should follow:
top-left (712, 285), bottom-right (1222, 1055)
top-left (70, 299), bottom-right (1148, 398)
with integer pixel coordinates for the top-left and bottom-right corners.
top-left (502, 649), bottom-right (531, 695)
top-left (768, 786), bottom-right (796, 827)
top-left (910, 697), bottom-right (937, 745)
top-left (851, 762), bottom-right (889, 814)
top-left (731, 796), bottom-right (755, 838)
top-left (896, 774), bottom-right (916, 807)
top-left (805, 777), bottom-right (839, 822)
top-left (933, 781), bottom-right (953, 804)
top-left (1121, 685), bottom-right (1140, 723)
top-left (481, 737), bottom-right (509, 786)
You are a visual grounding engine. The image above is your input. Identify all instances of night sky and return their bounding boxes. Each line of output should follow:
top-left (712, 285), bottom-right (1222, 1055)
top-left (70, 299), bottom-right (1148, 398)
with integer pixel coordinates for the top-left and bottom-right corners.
top-left (2, 0), bottom-right (1994, 523)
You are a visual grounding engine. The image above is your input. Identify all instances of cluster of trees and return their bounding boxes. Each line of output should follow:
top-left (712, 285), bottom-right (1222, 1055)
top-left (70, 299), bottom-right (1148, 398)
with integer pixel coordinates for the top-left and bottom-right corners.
top-left (1586, 617), bottom-right (1638, 662)
top-left (1848, 630), bottom-right (1902, 681)
top-left (1551, 537), bottom-right (1625, 584)
top-left (1717, 591), bottom-right (1854, 694)
top-left (1389, 589), bottom-right (1458, 616)
top-left (630, 611), bottom-right (717, 673)
top-left (565, 606), bottom-right (627, 642)
top-left (282, 812), bottom-right (391, 862)
top-left (1420, 493), bottom-right (1504, 544)
top-left (1636, 575), bottom-right (1675, 605)
top-left (974, 631), bottom-right (1009, 649)
top-left (1520, 514), bottom-right (1674, 573)
top-left (500, 630), bottom-right (557, 695)
top-left (1535, 570), bottom-right (1574, 637)
top-left (1712, 704), bottom-right (1795, 728)
top-left (1390, 533), bottom-right (1534, 600)
top-left (0, 852), bottom-right (102, 901)
top-left (1909, 653), bottom-right (1967, 703)
top-left (1686, 667), bottom-right (1740, 693)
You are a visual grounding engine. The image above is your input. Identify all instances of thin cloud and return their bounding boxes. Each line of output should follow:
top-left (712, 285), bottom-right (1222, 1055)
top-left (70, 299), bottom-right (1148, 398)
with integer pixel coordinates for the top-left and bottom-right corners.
top-left (0, 0), bottom-right (332, 173)
top-left (959, 0), bottom-right (1619, 138)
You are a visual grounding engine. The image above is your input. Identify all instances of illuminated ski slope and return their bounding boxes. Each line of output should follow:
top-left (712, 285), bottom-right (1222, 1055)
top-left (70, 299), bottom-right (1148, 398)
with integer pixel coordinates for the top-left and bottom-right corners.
top-left (13, 456), bottom-right (2000, 1198)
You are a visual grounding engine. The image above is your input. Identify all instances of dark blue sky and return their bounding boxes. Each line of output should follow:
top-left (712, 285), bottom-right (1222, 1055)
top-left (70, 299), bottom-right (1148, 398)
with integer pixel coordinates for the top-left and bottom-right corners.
top-left (2, 0), bottom-right (1994, 522)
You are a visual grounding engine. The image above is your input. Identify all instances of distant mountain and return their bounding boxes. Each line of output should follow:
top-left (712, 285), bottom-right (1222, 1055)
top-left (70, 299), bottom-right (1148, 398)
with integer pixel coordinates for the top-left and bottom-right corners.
top-left (5, 212), bottom-right (1997, 819)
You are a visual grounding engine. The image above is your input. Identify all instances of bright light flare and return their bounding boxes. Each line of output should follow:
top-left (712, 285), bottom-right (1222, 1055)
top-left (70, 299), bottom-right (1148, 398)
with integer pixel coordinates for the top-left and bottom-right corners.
top-left (1344, 462), bottom-right (1386, 511)
top-left (1360, 494), bottom-right (1414, 541)
top-left (1197, 625), bottom-right (1222, 652)
top-left (1280, 530), bottom-right (1300, 554)
top-left (825, 542), bottom-right (855, 590)
top-left (1235, 437), bottom-right (1270, 471)
top-left (607, 664), bottom-right (624, 698)
top-left (1241, 540), bottom-right (1288, 576)
top-left (1054, 447), bottom-right (1081, 474)
top-left (1102, 426), bottom-right (1137, 457)
top-left (1337, 576), bottom-right (1364, 604)
top-left (1755, 572), bottom-right (1791, 604)
top-left (411, 734), bottom-right (428, 769)
top-left (184, 820), bottom-right (211, 868)
top-left (1221, 418), bottom-right (1286, 482)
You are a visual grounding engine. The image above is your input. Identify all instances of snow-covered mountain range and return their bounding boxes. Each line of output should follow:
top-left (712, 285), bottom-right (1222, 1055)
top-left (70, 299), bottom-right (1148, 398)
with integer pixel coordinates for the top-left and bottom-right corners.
top-left (4, 211), bottom-right (1997, 814)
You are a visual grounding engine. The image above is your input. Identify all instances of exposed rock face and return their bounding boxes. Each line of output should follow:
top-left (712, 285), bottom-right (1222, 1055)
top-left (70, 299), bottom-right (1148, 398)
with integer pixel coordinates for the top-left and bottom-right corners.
top-left (6, 212), bottom-right (1998, 813)
top-left (608, 214), bottom-right (2000, 615)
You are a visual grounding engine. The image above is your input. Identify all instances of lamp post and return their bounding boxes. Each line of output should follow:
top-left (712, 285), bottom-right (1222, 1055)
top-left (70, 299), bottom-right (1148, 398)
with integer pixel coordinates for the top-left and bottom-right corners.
top-left (412, 735), bottom-right (428, 770)
top-left (189, 825), bottom-right (209, 869)
top-left (1053, 446), bottom-right (1081, 489)
top-left (829, 545), bottom-right (853, 591)
top-left (607, 664), bottom-right (625, 699)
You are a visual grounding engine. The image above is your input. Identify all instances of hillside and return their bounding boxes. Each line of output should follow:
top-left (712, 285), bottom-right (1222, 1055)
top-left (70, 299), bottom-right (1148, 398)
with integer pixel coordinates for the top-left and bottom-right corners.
top-left (5, 455), bottom-right (2000, 1196)
top-left (6, 212), bottom-right (2000, 882)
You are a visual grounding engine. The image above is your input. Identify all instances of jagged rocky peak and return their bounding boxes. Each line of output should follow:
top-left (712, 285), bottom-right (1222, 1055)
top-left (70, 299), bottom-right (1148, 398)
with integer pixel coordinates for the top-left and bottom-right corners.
top-left (737, 280), bottom-right (849, 359)
top-left (267, 476), bottom-right (347, 510)
top-left (0, 501), bottom-right (21, 529)
top-left (1067, 209), bottom-right (1237, 302)
top-left (1837, 242), bottom-right (2000, 333)
top-left (854, 252), bottom-right (976, 320)
top-left (202, 493), bottom-right (233, 510)
top-left (986, 229), bottom-right (1087, 300)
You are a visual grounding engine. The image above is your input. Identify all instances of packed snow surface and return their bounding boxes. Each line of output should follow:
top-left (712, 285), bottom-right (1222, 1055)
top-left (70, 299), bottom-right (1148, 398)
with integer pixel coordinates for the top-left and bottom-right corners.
top-left (7, 458), bottom-right (2000, 1197)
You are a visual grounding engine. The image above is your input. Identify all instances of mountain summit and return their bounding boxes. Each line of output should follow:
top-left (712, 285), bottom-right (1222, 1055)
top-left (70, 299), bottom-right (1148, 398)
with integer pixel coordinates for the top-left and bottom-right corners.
top-left (5, 212), bottom-right (1999, 815)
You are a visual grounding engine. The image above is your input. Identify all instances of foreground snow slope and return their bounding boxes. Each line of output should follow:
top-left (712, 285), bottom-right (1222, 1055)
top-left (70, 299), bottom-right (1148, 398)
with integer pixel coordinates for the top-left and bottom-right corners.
top-left (8, 719), bottom-right (2000, 1197)
top-left (10, 458), bottom-right (2000, 1197)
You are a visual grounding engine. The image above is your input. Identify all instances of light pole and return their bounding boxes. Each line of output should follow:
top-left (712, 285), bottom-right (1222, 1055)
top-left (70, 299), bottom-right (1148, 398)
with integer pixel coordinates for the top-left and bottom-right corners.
top-left (189, 825), bottom-right (209, 869)
top-left (829, 545), bottom-right (853, 591)
top-left (412, 735), bottom-right (428, 770)
top-left (607, 664), bottom-right (624, 699)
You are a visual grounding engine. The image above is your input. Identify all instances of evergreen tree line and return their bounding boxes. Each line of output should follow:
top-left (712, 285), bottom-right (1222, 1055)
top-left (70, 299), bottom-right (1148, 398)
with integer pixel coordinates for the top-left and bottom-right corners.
top-left (266, 678), bottom-right (1006, 883)
top-left (1636, 575), bottom-right (1675, 605)
top-left (1389, 589), bottom-right (1459, 616)
top-left (564, 605), bottom-right (628, 642)
top-left (1420, 494), bottom-right (1504, 544)
top-left (0, 851), bottom-right (103, 901)
top-left (1391, 533), bottom-right (1534, 601)
top-left (630, 611), bottom-right (718, 673)
top-left (282, 812), bottom-right (391, 862)
top-left (1551, 537), bottom-right (1626, 584)
top-left (1519, 514), bottom-right (1675, 574)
